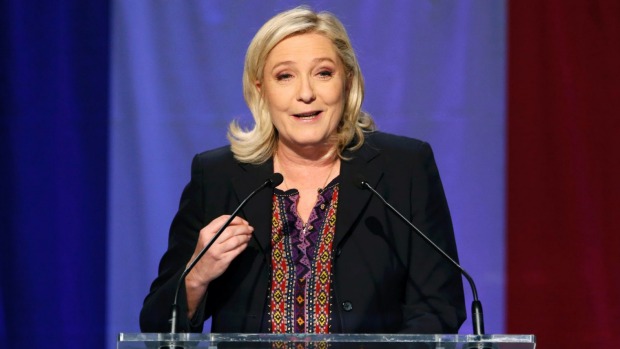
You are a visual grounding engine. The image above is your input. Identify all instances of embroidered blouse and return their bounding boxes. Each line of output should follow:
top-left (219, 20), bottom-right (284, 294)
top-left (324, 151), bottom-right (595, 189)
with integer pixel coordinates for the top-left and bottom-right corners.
top-left (268, 179), bottom-right (340, 333)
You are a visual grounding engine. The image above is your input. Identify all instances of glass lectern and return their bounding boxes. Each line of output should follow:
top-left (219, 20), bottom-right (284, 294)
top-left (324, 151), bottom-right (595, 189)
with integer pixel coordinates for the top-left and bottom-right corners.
top-left (118, 333), bottom-right (535, 349)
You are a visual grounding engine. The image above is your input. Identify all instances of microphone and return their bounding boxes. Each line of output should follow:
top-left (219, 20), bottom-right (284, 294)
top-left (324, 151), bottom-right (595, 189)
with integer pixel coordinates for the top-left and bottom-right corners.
top-left (169, 173), bottom-right (283, 333)
top-left (354, 174), bottom-right (485, 335)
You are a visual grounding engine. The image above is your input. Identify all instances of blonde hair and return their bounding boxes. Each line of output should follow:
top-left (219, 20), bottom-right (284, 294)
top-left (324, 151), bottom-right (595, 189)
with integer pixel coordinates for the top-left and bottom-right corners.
top-left (227, 6), bottom-right (376, 164)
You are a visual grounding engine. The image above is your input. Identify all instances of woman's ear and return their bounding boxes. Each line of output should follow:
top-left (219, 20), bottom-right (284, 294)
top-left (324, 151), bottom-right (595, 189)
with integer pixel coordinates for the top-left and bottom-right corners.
top-left (345, 72), bottom-right (353, 93)
top-left (255, 80), bottom-right (262, 93)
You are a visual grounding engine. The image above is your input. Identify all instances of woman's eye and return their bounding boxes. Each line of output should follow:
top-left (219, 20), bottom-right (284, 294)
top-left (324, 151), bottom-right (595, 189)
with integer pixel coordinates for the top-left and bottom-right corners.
top-left (318, 70), bottom-right (333, 78)
top-left (276, 73), bottom-right (293, 81)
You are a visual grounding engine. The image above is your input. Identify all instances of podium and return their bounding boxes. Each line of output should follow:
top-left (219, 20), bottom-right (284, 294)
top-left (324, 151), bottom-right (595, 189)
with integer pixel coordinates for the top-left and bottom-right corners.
top-left (117, 333), bottom-right (536, 349)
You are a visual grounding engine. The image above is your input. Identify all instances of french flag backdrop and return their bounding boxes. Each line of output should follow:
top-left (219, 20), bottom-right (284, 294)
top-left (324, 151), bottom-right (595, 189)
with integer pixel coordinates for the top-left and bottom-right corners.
top-left (0, 1), bottom-right (618, 349)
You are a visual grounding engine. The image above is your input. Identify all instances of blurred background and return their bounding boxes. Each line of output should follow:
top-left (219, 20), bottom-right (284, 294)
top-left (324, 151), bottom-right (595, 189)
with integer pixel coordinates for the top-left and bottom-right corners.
top-left (1, 1), bottom-right (618, 349)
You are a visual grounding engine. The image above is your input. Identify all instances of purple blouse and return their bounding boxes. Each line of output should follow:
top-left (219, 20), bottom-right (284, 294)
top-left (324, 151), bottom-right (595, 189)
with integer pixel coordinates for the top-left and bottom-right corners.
top-left (268, 179), bottom-right (340, 333)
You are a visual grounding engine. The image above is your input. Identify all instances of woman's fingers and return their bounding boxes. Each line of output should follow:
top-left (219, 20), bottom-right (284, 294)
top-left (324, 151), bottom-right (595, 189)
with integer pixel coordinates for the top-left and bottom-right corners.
top-left (188, 215), bottom-right (254, 286)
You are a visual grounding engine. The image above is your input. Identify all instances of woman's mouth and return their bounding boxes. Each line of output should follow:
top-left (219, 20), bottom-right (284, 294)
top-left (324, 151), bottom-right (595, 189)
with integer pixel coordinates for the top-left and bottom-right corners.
top-left (293, 111), bottom-right (321, 120)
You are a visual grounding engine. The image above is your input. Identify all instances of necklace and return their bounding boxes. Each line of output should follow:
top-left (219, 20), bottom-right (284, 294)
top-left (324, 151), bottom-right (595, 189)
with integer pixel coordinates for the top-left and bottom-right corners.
top-left (276, 153), bottom-right (338, 193)
top-left (317, 160), bottom-right (337, 194)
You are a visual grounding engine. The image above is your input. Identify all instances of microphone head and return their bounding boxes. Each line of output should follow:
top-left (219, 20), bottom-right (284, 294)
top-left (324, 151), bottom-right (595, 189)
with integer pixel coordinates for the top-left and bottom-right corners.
top-left (269, 173), bottom-right (284, 187)
top-left (353, 174), bottom-right (368, 190)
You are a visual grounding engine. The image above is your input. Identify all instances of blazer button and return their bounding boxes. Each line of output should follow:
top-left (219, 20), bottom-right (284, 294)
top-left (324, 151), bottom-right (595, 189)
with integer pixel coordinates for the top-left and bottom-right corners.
top-left (342, 301), bottom-right (353, 312)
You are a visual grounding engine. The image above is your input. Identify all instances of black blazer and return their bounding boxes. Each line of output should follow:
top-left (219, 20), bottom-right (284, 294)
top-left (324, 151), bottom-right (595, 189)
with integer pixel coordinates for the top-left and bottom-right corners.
top-left (140, 131), bottom-right (466, 334)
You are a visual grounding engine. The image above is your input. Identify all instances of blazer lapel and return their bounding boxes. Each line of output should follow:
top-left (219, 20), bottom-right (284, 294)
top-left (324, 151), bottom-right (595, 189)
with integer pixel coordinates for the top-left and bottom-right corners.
top-left (229, 140), bottom-right (384, 252)
top-left (334, 141), bottom-right (383, 248)
top-left (231, 159), bottom-right (274, 254)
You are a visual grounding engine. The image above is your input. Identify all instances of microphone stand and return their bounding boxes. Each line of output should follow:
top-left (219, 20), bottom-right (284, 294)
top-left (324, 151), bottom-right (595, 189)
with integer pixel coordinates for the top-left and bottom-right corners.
top-left (357, 176), bottom-right (485, 335)
top-left (169, 173), bottom-right (283, 334)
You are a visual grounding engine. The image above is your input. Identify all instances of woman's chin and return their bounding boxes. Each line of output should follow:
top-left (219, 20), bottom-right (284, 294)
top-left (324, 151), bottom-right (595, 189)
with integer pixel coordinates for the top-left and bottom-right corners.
top-left (280, 136), bottom-right (336, 152)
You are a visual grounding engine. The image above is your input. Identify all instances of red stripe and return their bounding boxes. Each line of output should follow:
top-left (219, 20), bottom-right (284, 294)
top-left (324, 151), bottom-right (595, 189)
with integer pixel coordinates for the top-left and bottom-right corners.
top-left (507, 0), bottom-right (620, 346)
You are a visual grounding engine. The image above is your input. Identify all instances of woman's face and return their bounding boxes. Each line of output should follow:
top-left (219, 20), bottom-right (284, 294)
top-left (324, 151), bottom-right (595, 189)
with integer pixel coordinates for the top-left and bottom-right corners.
top-left (259, 32), bottom-right (347, 154)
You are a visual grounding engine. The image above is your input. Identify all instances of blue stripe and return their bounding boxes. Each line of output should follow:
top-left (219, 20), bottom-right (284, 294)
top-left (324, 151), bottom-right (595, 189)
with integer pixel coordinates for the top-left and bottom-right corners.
top-left (0, 1), bottom-right (109, 348)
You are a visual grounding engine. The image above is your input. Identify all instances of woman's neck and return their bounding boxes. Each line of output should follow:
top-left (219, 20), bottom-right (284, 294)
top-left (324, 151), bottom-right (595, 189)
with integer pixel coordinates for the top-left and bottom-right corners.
top-left (273, 143), bottom-right (340, 193)
top-left (275, 147), bottom-right (337, 168)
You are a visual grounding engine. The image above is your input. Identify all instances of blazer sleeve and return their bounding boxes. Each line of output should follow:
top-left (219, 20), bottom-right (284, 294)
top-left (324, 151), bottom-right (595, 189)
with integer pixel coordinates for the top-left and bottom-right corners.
top-left (400, 141), bottom-right (466, 333)
top-left (139, 154), bottom-right (209, 333)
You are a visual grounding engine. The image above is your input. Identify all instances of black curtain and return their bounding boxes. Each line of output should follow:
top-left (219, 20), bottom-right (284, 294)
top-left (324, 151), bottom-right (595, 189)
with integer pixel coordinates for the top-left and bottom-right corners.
top-left (0, 1), bottom-right (109, 347)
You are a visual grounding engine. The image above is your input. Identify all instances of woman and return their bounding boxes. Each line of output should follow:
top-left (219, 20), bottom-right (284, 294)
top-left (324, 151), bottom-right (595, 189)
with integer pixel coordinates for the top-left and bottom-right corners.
top-left (140, 7), bottom-right (465, 334)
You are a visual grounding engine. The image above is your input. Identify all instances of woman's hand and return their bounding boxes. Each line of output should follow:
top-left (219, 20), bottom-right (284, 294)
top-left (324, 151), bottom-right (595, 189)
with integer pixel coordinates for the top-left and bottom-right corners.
top-left (184, 215), bottom-right (254, 318)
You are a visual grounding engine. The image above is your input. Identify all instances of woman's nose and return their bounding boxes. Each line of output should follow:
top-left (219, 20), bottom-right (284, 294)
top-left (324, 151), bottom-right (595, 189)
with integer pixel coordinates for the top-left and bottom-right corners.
top-left (297, 76), bottom-right (316, 103)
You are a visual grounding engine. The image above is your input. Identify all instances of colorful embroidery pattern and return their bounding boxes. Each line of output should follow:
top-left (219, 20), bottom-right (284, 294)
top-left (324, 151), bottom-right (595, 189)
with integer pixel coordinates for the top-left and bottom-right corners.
top-left (269, 183), bottom-right (339, 333)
